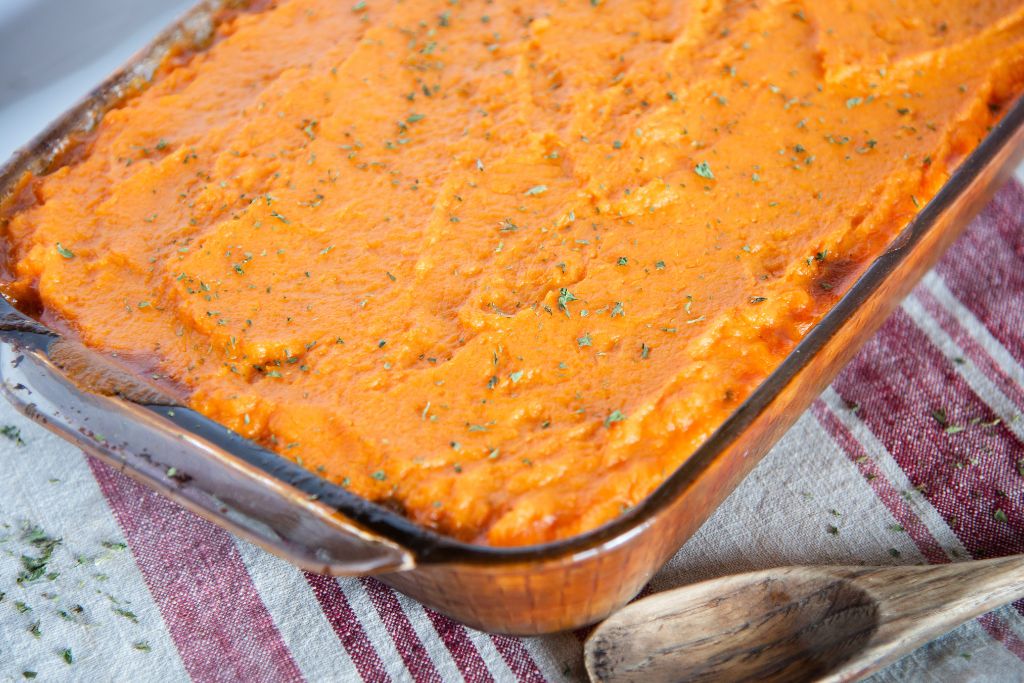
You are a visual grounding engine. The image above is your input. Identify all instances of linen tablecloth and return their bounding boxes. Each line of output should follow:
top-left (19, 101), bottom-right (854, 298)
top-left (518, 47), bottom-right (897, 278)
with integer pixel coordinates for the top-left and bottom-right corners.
top-left (1, 175), bottom-right (1023, 681)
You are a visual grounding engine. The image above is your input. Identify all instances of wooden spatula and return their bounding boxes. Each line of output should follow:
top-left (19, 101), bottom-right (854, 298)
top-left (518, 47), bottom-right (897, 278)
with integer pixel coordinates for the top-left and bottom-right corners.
top-left (585, 555), bottom-right (1024, 683)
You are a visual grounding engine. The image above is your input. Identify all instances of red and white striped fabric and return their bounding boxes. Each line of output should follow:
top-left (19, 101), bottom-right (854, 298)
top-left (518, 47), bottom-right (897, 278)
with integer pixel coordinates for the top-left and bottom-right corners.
top-left (1, 175), bottom-right (1023, 682)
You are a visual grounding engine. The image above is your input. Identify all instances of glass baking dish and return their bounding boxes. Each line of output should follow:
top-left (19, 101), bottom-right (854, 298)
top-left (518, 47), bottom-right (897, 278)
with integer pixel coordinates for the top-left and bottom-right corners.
top-left (1, 0), bottom-right (1023, 635)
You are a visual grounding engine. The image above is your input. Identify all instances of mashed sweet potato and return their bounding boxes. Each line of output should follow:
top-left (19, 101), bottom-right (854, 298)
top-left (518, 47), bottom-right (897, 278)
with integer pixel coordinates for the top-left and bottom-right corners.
top-left (3, 0), bottom-right (1023, 545)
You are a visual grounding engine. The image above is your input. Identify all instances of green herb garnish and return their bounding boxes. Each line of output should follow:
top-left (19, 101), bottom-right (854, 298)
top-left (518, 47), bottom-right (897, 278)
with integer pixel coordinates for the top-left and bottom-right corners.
top-left (1, 425), bottom-right (24, 445)
top-left (557, 288), bottom-right (577, 317)
top-left (604, 410), bottom-right (627, 427)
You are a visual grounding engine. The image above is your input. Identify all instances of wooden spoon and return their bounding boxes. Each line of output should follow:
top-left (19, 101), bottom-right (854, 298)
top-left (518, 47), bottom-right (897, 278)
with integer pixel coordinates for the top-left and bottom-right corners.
top-left (585, 555), bottom-right (1024, 683)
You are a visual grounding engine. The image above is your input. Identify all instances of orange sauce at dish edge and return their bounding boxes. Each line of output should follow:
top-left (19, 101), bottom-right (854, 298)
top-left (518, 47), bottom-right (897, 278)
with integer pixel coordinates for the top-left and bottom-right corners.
top-left (3, 0), bottom-right (1024, 545)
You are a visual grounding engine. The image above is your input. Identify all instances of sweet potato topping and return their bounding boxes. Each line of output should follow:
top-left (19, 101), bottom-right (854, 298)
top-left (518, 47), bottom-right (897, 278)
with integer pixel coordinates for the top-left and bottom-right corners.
top-left (3, 0), bottom-right (1023, 545)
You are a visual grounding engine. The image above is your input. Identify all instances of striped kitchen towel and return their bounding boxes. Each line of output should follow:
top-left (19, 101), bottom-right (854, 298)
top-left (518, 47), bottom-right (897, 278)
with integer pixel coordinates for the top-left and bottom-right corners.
top-left (0, 178), bottom-right (1023, 682)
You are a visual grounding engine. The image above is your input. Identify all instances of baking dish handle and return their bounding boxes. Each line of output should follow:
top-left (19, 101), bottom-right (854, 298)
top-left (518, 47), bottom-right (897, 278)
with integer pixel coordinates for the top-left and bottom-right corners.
top-left (0, 303), bottom-right (415, 576)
